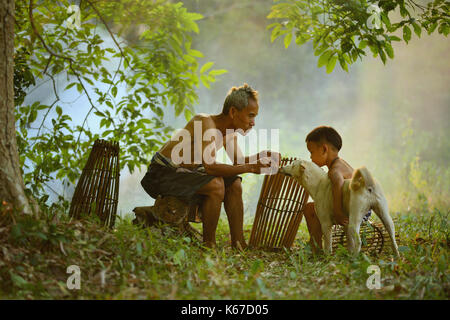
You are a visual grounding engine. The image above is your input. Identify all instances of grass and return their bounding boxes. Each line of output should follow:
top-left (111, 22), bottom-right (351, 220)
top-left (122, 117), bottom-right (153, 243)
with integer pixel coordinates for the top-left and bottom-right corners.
top-left (0, 201), bottom-right (448, 300)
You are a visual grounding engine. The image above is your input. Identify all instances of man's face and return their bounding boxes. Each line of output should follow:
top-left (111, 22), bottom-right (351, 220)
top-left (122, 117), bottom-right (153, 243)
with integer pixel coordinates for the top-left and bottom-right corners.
top-left (306, 141), bottom-right (327, 167)
top-left (232, 98), bottom-right (258, 134)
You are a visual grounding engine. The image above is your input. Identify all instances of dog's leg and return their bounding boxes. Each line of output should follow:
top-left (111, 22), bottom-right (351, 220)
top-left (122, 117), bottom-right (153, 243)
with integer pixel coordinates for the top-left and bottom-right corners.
top-left (321, 223), bottom-right (333, 255)
top-left (347, 223), bottom-right (362, 255)
top-left (373, 195), bottom-right (400, 257)
top-left (348, 199), bottom-right (367, 255)
top-left (343, 225), bottom-right (353, 252)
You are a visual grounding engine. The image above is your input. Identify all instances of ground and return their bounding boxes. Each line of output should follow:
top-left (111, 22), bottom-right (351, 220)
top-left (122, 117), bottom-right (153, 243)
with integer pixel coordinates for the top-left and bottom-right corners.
top-left (0, 203), bottom-right (448, 299)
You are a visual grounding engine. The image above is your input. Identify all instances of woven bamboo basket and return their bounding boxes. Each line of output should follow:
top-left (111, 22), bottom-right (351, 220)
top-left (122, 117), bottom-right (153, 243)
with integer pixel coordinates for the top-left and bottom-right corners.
top-left (69, 139), bottom-right (120, 228)
top-left (249, 157), bottom-right (309, 250)
top-left (332, 218), bottom-right (400, 255)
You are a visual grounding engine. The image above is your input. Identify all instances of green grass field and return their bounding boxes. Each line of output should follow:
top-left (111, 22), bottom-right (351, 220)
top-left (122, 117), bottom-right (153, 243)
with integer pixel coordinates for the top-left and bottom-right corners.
top-left (0, 204), bottom-right (448, 300)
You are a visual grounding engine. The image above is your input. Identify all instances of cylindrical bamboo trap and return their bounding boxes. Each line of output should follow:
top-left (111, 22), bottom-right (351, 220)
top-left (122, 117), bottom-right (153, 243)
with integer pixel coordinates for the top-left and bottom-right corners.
top-left (249, 157), bottom-right (309, 250)
top-left (332, 219), bottom-right (400, 255)
top-left (69, 139), bottom-right (120, 228)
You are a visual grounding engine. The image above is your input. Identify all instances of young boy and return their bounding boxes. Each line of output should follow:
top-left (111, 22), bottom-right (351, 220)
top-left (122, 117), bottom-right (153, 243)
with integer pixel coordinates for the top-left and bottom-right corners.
top-left (302, 126), bottom-right (354, 252)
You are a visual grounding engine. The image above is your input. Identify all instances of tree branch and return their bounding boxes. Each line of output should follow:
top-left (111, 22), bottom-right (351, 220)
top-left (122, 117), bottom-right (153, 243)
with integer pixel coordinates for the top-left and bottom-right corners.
top-left (85, 0), bottom-right (135, 72)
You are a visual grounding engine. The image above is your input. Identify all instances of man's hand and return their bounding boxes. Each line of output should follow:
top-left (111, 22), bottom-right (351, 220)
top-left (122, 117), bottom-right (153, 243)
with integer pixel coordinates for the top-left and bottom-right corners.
top-left (259, 150), bottom-right (281, 165)
top-left (248, 158), bottom-right (272, 174)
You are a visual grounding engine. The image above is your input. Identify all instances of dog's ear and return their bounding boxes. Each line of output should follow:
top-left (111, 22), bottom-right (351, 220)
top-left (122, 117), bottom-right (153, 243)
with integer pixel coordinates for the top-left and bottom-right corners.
top-left (299, 162), bottom-right (306, 171)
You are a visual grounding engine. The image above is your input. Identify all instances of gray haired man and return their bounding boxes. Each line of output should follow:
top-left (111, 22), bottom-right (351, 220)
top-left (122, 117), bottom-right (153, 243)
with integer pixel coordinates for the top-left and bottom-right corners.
top-left (141, 84), bottom-right (280, 249)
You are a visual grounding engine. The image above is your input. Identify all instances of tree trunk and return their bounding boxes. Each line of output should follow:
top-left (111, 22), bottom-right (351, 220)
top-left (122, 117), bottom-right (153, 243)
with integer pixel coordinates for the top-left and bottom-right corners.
top-left (0, 0), bottom-right (33, 215)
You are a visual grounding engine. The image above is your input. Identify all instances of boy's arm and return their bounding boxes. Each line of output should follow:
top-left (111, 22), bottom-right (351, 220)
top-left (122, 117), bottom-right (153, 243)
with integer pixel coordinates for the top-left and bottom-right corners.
top-left (329, 170), bottom-right (349, 225)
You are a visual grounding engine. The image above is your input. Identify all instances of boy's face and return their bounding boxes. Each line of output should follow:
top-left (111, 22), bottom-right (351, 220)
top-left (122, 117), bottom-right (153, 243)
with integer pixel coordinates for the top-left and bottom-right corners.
top-left (307, 141), bottom-right (327, 167)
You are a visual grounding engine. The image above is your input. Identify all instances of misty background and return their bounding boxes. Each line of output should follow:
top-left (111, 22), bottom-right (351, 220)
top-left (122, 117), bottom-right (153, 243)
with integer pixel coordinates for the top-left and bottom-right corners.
top-left (119, 0), bottom-right (449, 222)
top-left (23, 0), bottom-right (449, 222)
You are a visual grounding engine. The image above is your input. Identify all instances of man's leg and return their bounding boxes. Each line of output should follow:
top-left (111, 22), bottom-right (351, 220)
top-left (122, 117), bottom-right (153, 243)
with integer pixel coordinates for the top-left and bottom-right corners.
top-left (196, 177), bottom-right (225, 248)
top-left (223, 178), bottom-right (247, 249)
top-left (303, 202), bottom-right (323, 253)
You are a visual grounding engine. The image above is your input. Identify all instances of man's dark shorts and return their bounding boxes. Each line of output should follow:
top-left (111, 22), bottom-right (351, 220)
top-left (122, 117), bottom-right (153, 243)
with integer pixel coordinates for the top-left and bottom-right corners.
top-left (141, 161), bottom-right (242, 205)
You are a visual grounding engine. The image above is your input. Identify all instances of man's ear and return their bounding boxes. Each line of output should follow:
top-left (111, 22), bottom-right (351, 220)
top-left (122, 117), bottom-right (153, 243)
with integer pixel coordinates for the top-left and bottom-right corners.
top-left (322, 143), bottom-right (328, 154)
top-left (229, 106), bottom-right (236, 119)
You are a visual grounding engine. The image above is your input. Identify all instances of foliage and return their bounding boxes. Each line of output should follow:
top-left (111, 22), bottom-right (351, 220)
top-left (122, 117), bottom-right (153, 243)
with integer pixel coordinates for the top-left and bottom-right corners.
top-left (267, 0), bottom-right (449, 73)
top-left (14, 0), bottom-right (227, 201)
top-left (1, 199), bottom-right (448, 299)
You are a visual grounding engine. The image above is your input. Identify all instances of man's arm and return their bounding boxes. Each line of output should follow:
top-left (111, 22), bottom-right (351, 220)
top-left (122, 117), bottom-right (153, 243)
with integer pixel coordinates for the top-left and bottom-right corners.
top-left (329, 170), bottom-right (349, 225)
top-left (223, 133), bottom-right (281, 166)
top-left (203, 161), bottom-right (268, 177)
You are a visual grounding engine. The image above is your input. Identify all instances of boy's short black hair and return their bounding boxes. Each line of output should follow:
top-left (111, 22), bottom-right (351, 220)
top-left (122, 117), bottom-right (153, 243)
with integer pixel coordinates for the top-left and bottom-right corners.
top-left (306, 126), bottom-right (342, 151)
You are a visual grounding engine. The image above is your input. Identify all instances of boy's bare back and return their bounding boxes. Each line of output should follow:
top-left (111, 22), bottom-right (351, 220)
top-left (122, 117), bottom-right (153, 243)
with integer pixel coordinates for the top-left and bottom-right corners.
top-left (328, 158), bottom-right (354, 181)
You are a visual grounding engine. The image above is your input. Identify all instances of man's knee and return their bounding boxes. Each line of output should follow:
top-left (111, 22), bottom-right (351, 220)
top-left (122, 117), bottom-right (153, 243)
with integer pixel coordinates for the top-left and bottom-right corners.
top-left (225, 178), bottom-right (242, 197)
top-left (205, 177), bottom-right (225, 200)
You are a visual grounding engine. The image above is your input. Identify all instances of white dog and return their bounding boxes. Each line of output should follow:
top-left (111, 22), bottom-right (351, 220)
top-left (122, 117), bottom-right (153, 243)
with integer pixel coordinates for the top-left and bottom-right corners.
top-left (280, 159), bottom-right (400, 257)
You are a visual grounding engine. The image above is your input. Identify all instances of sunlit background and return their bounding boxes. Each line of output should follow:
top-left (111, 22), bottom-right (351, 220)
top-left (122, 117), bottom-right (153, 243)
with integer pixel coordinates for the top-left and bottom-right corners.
top-left (24, 0), bottom-right (450, 221)
top-left (120, 0), bottom-right (449, 220)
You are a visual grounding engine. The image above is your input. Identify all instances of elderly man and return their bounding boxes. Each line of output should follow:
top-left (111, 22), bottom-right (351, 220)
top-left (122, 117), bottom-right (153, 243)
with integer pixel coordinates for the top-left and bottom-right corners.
top-left (141, 83), bottom-right (279, 249)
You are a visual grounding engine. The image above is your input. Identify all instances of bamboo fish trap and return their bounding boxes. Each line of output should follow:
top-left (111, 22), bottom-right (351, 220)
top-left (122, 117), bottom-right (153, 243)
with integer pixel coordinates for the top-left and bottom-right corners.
top-left (332, 219), bottom-right (400, 255)
top-left (69, 139), bottom-right (120, 228)
top-left (249, 157), bottom-right (309, 250)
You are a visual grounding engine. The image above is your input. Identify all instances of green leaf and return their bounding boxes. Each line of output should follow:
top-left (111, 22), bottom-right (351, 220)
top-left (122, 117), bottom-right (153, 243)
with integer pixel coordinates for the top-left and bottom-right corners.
top-left (111, 86), bottom-right (117, 98)
top-left (427, 22), bottom-right (438, 35)
top-left (29, 109), bottom-right (37, 123)
top-left (209, 69), bottom-right (228, 76)
top-left (317, 50), bottom-right (334, 68)
top-left (358, 40), bottom-right (368, 49)
top-left (385, 42), bottom-right (394, 59)
top-left (65, 82), bottom-right (77, 90)
top-left (188, 49), bottom-right (204, 58)
top-left (438, 23), bottom-right (449, 36)
top-left (200, 74), bottom-right (210, 88)
top-left (389, 35), bottom-right (401, 42)
top-left (403, 25), bottom-right (411, 43)
top-left (184, 109), bottom-right (193, 121)
top-left (200, 62), bottom-right (214, 74)
top-left (270, 25), bottom-right (281, 43)
top-left (10, 272), bottom-right (28, 287)
top-left (326, 55), bottom-right (337, 73)
top-left (338, 54), bottom-right (348, 72)
top-left (317, 50), bottom-right (332, 68)
top-left (284, 32), bottom-right (293, 48)
top-left (380, 12), bottom-right (392, 31)
top-left (187, 12), bottom-right (203, 21)
top-left (378, 46), bottom-right (387, 65)
top-left (412, 22), bottom-right (422, 38)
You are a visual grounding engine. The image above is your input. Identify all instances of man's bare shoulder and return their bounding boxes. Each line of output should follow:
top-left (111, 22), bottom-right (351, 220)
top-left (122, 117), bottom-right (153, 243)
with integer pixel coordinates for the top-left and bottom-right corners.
top-left (190, 113), bottom-right (215, 126)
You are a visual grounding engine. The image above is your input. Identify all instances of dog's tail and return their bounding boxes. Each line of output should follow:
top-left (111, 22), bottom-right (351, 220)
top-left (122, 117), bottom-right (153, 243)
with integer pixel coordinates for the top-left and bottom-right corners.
top-left (350, 166), bottom-right (376, 193)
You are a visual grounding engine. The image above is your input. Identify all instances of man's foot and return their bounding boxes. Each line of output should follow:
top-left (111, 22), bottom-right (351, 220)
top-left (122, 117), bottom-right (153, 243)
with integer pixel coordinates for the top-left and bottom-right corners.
top-left (335, 213), bottom-right (349, 226)
top-left (203, 241), bottom-right (217, 249)
top-left (232, 240), bottom-right (248, 251)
